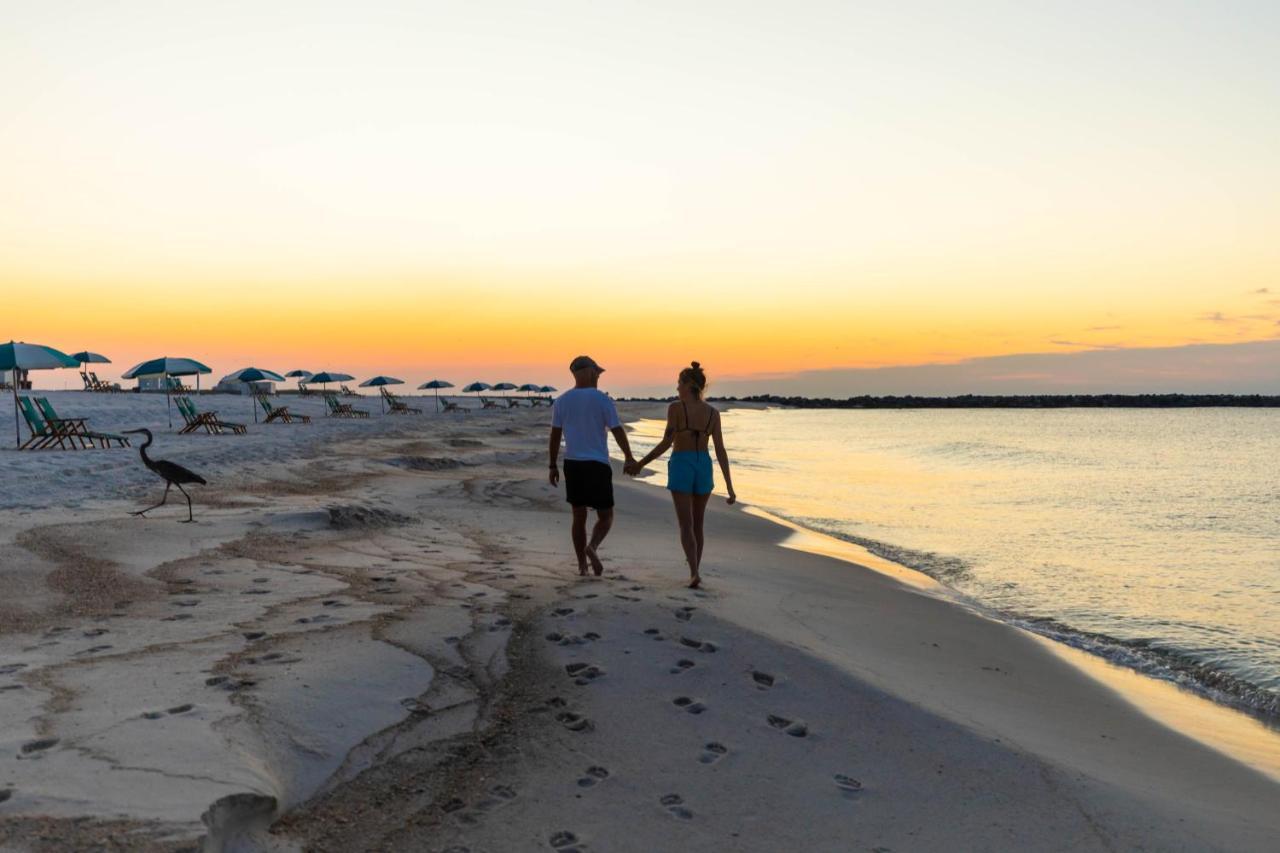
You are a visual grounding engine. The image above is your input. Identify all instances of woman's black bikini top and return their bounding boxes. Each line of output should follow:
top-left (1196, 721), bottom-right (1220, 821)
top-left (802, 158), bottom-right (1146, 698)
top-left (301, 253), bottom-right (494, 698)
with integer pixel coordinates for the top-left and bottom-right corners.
top-left (678, 401), bottom-right (712, 446)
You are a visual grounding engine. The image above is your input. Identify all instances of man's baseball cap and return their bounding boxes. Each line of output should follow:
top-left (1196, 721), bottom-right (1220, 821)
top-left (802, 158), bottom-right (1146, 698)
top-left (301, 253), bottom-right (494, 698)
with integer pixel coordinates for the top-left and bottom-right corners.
top-left (569, 355), bottom-right (605, 373)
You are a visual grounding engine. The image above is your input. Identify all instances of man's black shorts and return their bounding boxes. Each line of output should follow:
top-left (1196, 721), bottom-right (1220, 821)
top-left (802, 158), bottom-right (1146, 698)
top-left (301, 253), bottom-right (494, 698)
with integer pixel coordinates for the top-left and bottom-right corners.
top-left (563, 460), bottom-right (614, 510)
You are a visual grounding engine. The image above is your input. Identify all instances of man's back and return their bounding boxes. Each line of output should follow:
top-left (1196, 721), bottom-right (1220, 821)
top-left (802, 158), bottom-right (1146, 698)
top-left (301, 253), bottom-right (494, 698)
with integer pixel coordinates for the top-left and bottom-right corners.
top-left (552, 388), bottom-right (620, 465)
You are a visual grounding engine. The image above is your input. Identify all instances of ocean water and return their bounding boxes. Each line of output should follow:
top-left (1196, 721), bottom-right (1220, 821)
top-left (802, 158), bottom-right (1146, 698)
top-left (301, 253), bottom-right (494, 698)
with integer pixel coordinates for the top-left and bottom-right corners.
top-left (631, 407), bottom-right (1280, 721)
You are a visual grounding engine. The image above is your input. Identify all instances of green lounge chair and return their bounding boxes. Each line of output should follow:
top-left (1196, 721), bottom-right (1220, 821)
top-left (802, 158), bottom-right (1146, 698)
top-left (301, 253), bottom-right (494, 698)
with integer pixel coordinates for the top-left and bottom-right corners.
top-left (324, 393), bottom-right (369, 418)
top-left (441, 398), bottom-right (465, 414)
top-left (256, 393), bottom-right (310, 424)
top-left (177, 396), bottom-right (247, 434)
top-left (479, 397), bottom-right (500, 409)
top-left (35, 398), bottom-right (130, 448)
top-left (16, 397), bottom-right (80, 450)
top-left (381, 388), bottom-right (422, 415)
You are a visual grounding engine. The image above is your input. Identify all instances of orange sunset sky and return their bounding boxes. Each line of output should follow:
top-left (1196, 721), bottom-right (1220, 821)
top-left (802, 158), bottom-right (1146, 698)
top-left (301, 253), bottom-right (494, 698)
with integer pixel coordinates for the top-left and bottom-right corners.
top-left (4, 2), bottom-right (1278, 394)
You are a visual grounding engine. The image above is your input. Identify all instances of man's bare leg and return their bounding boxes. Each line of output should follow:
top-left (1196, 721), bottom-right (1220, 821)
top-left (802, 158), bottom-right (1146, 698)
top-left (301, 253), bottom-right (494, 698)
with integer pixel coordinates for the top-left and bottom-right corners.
top-left (584, 507), bottom-right (613, 576)
top-left (571, 505), bottom-right (590, 576)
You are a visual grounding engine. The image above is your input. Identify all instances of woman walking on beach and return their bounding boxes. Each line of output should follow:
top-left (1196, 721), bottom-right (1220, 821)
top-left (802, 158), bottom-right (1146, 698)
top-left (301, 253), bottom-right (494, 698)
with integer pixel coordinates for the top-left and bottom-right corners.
top-left (626, 362), bottom-right (736, 588)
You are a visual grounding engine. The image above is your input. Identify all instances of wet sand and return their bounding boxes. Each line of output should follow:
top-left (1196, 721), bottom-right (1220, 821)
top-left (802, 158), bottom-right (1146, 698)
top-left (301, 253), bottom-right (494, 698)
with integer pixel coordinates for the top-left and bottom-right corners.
top-left (0, 403), bottom-right (1277, 851)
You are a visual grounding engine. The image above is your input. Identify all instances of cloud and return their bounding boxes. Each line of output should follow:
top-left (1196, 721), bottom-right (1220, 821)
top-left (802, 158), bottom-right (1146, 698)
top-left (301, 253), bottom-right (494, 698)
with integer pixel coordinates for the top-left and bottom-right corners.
top-left (1050, 340), bottom-right (1124, 350)
top-left (1086, 325), bottom-right (1123, 331)
top-left (703, 339), bottom-right (1280, 396)
top-left (1253, 288), bottom-right (1271, 294)
top-left (1200, 311), bottom-right (1231, 323)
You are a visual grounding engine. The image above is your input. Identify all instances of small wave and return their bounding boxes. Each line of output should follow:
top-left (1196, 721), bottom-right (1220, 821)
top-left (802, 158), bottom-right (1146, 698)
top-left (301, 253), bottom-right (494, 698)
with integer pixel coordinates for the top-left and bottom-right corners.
top-left (787, 514), bottom-right (1280, 724)
top-left (1010, 616), bottom-right (1280, 724)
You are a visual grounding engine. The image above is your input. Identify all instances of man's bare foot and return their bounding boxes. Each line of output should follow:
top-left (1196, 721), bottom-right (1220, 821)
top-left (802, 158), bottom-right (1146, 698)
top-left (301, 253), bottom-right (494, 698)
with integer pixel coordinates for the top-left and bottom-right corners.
top-left (578, 561), bottom-right (589, 577)
top-left (688, 574), bottom-right (702, 589)
top-left (584, 544), bottom-right (604, 577)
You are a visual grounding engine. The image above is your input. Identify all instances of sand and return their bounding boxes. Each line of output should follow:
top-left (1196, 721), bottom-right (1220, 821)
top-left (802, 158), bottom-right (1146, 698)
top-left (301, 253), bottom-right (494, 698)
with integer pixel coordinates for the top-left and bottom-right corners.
top-left (0, 394), bottom-right (1277, 851)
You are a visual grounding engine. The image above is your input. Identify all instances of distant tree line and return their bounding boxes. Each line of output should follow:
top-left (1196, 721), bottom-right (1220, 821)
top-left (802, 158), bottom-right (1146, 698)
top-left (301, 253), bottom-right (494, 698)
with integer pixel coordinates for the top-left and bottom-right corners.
top-left (620, 394), bottom-right (1280, 408)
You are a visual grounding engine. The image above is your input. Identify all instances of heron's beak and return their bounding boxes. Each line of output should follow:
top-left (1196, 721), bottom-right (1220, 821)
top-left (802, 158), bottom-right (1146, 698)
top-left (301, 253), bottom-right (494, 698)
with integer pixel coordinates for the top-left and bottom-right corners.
top-left (122, 429), bottom-right (145, 434)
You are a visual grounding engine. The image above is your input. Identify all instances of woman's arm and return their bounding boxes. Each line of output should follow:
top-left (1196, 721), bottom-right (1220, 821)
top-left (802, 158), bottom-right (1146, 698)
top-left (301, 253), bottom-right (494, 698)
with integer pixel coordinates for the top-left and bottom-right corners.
top-left (710, 409), bottom-right (736, 504)
top-left (630, 405), bottom-right (677, 473)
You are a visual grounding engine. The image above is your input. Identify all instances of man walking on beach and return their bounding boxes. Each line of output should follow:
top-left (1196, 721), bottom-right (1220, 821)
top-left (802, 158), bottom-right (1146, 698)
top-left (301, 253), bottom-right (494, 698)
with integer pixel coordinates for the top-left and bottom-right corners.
top-left (549, 355), bottom-right (636, 576)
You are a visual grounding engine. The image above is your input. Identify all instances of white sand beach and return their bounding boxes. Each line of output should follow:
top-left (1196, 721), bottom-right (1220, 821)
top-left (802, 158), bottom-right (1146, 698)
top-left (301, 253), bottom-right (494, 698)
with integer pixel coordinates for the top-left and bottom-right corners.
top-left (1, 394), bottom-right (1278, 852)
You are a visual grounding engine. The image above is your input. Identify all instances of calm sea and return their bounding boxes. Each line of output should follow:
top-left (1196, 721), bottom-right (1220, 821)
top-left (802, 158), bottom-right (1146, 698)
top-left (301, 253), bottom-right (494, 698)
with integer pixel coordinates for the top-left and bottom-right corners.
top-left (632, 407), bottom-right (1280, 720)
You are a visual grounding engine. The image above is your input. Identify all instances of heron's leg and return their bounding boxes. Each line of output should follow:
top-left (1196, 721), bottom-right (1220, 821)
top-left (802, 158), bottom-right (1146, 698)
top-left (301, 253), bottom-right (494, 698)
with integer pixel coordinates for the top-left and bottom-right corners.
top-left (176, 483), bottom-right (194, 523)
top-left (133, 482), bottom-right (170, 516)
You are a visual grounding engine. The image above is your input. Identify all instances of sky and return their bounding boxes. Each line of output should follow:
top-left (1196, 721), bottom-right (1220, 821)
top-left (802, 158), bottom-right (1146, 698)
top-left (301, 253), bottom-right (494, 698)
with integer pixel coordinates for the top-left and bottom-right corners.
top-left (3, 1), bottom-right (1278, 394)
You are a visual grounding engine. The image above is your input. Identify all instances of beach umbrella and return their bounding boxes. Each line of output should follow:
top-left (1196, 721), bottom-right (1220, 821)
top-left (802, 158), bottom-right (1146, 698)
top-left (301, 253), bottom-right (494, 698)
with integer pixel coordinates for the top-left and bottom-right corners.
top-left (1, 341), bottom-right (80, 448)
top-left (122, 356), bottom-right (213, 429)
top-left (517, 383), bottom-right (541, 405)
top-left (359, 375), bottom-right (405, 412)
top-left (71, 351), bottom-right (111, 364)
top-left (462, 381), bottom-right (491, 407)
top-left (285, 369), bottom-right (312, 393)
top-left (418, 379), bottom-right (454, 412)
top-left (307, 371), bottom-right (353, 391)
top-left (223, 367), bottom-right (287, 422)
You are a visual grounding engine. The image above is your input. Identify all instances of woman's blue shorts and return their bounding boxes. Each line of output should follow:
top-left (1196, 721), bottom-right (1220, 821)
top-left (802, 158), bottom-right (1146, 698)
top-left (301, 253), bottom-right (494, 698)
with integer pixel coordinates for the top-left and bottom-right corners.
top-left (667, 450), bottom-right (714, 496)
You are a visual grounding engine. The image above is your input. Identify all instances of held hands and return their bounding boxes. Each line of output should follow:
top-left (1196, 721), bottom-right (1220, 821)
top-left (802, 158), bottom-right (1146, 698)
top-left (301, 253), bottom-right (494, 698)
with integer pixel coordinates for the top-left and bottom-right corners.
top-left (623, 456), bottom-right (643, 477)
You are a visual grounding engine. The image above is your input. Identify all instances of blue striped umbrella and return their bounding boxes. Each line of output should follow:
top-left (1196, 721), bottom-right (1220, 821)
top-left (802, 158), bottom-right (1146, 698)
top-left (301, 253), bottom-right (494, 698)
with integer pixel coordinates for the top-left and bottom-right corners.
top-left (2, 341), bottom-right (80, 447)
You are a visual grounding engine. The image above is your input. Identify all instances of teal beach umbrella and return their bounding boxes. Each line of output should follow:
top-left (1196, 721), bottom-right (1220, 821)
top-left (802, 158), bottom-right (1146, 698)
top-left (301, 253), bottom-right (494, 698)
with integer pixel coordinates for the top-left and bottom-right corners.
top-left (1, 341), bottom-right (80, 448)
top-left (418, 379), bottom-right (454, 412)
top-left (359, 375), bottom-right (404, 412)
top-left (122, 356), bottom-right (213, 429)
top-left (224, 367), bottom-right (287, 421)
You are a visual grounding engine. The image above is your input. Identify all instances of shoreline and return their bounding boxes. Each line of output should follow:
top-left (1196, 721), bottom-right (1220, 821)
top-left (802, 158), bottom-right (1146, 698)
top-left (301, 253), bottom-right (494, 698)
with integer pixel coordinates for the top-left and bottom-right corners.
top-left (0, 399), bottom-right (1277, 850)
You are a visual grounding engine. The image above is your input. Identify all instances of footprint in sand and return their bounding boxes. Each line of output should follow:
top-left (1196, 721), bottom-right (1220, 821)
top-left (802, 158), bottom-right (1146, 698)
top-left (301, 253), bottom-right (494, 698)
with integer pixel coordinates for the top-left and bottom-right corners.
top-left (674, 607), bottom-right (696, 622)
top-left (162, 614), bottom-right (193, 622)
top-left (699, 742), bottom-right (729, 764)
top-left (0, 686), bottom-right (24, 692)
top-left (566, 663), bottom-right (604, 685)
top-left (834, 774), bottom-right (863, 793)
top-left (74, 645), bottom-right (113, 656)
top-left (82, 628), bottom-right (109, 638)
top-left (205, 676), bottom-right (229, 687)
top-left (174, 599), bottom-right (200, 608)
top-left (243, 631), bottom-right (266, 641)
top-left (0, 789), bottom-right (11, 804)
top-left (659, 793), bottom-right (694, 819)
top-left (242, 589), bottom-right (270, 596)
top-left (576, 766), bottom-right (610, 787)
top-left (0, 664), bottom-right (26, 675)
top-left (553, 607), bottom-right (576, 617)
top-left (669, 659), bottom-right (696, 675)
top-left (751, 671), bottom-right (775, 689)
top-left (549, 829), bottom-right (582, 850)
top-left (20, 738), bottom-right (58, 754)
top-left (767, 715), bottom-right (809, 737)
top-left (679, 637), bottom-right (716, 653)
top-left (556, 711), bottom-right (593, 732)
top-left (672, 696), bottom-right (707, 715)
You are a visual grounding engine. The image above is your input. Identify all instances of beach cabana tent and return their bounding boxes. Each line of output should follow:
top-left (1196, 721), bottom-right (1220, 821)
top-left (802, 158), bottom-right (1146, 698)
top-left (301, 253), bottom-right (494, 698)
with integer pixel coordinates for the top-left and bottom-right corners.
top-left (223, 367), bottom-right (286, 421)
top-left (122, 356), bottom-right (212, 428)
top-left (359, 375), bottom-right (404, 412)
top-left (1, 341), bottom-right (81, 448)
top-left (418, 379), bottom-right (454, 412)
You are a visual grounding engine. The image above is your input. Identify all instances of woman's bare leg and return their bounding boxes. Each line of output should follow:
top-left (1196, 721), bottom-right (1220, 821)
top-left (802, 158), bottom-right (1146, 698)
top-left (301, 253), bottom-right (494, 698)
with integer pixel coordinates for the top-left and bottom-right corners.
top-left (670, 492), bottom-right (700, 587)
top-left (692, 492), bottom-right (711, 572)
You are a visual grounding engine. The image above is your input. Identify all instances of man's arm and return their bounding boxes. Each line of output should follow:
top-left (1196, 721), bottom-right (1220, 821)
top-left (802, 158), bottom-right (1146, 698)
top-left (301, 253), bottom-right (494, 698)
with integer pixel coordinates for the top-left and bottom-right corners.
top-left (548, 426), bottom-right (562, 486)
top-left (610, 426), bottom-right (635, 467)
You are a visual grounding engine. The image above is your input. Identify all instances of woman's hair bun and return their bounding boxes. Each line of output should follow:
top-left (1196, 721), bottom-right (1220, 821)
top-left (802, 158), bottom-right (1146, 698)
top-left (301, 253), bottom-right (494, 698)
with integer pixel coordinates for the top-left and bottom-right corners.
top-left (691, 361), bottom-right (701, 370)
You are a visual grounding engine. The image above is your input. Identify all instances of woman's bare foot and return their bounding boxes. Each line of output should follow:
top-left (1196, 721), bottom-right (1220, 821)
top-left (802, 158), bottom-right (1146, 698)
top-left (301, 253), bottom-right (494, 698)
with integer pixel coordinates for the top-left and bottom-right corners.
top-left (584, 544), bottom-right (604, 576)
top-left (688, 574), bottom-right (702, 589)
top-left (578, 561), bottom-right (589, 577)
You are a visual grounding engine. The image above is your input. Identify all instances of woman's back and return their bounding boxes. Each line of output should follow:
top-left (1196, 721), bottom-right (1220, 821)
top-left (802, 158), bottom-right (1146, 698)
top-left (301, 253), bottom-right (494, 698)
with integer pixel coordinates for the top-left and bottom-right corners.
top-left (671, 399), bottom-right (715, 452)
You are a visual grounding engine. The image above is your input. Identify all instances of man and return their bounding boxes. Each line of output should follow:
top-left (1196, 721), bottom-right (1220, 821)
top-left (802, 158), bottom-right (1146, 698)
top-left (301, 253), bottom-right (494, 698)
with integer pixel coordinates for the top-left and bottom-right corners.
top-left (549, 355), bottom-right (636, 576)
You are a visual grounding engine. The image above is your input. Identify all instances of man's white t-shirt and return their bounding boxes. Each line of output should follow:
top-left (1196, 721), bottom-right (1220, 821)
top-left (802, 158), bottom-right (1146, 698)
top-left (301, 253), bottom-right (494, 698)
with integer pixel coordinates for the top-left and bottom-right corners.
top-left (552, 388), bottom-right (621, 465)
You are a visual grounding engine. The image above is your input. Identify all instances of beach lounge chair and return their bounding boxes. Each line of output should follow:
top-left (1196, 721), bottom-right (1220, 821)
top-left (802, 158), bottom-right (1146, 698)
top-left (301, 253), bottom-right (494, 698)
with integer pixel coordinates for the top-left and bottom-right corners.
top-left (297, 382), bottom-right (313, 396)
top-left (506, 398), bottom-right (524, 408)
top-left (381, 388), bottom-right (422, 415)
top-left (256, 393), bottom-right (311, 424)
top-left (479, 397), bottom-right (500, 409)
top-left (80, 371), bottom-right (96, 392)
top-left (440, 398), bottom-right (465, 414)
top-left (34, 398), bottom-right (130, 448)
top-left (177, 396), bottom-right (247, 434)
top-left (324, 393), bottom-right (369, 418)
top-left (340, 384), bottom-right (359, 397)
top-left (88, 371), bottom-right (119, 392)
top-left (16, 397), bottom-right (81, 450)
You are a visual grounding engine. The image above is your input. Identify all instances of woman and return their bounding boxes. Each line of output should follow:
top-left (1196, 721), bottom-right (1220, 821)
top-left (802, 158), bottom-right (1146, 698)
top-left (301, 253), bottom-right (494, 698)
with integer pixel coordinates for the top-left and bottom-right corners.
top-left (626, 362), bottom-right (736, 588)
